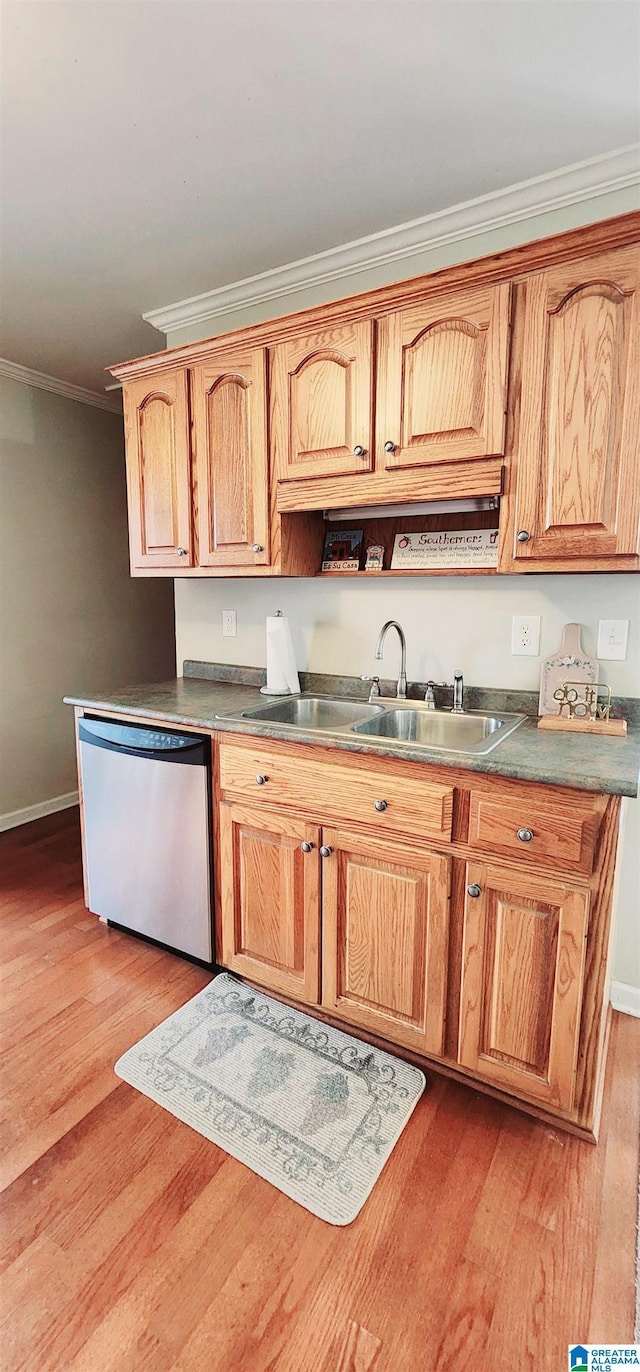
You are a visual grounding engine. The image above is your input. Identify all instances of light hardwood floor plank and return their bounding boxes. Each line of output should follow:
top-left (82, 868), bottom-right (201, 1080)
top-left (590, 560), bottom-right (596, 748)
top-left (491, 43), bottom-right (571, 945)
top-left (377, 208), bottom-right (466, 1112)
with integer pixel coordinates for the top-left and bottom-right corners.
top-left (1, 810), bottom-right (638, 1372)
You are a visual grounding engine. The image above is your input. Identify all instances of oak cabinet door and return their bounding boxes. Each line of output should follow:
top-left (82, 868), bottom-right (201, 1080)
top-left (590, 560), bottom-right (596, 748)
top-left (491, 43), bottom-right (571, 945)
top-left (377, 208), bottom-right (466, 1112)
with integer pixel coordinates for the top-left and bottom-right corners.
top-left (458, 862), bottom-right (589, 1113)
top-left (274, 320), bottom-right (374, 480)
top-left (122, 370), bottom-right (192, 569)
top-left (218, 802), bottom-right (320, 1003)
top-left (376, 282), bottom-right (511, 469)
top-left (513, 245), bottom-right (640, 561)
top-left (191, 349), bottom-right (270, 567)
top-left (321, 829), bottom-right (450, 1057)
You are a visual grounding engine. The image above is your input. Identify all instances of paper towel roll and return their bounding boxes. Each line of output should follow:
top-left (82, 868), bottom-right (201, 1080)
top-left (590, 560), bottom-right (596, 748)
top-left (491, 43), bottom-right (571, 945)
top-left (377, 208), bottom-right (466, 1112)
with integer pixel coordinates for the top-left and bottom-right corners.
top-left (261, 613), bottom-right (300, 695)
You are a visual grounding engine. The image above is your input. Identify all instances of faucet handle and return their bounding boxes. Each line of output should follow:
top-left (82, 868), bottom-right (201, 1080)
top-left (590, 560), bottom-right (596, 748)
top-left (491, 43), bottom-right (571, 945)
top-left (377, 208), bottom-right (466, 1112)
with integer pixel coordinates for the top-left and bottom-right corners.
top-left (361, 674), bottom-right (381, 701)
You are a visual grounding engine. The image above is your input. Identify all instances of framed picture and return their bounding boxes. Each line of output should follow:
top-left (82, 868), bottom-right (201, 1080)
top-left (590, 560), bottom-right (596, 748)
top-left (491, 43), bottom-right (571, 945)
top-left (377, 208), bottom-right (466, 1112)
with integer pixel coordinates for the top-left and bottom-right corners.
top-left (321, 528), bottom-right (364, 572)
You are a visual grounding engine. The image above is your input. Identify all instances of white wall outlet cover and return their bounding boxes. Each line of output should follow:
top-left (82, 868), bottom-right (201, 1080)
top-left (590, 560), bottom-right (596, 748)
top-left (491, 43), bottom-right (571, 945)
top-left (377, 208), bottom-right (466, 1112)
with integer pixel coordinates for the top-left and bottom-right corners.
top-left (511, 615), bottom-right (541, 656)
top-left (597, 619), bottom-right (629, 661)
top-left (222, 609), bottom-right (237, 637)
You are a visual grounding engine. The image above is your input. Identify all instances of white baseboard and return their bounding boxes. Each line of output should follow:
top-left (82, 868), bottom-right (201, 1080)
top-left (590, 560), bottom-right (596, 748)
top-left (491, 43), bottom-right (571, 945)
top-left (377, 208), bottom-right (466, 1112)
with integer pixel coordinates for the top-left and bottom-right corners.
top-left (610, 981), bottom-right (640, 1018)
top-left (0, 790), bottom-right (79, 833)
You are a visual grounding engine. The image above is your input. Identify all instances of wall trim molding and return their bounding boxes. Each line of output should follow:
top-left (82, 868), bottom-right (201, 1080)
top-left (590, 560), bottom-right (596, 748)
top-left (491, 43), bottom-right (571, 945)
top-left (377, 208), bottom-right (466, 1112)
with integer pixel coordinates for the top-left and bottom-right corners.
top-left (0, 358), bottom-right (122, 413)
top-left (144, 144), bottom-right (640, 335)
top-left (0, 791), bottom-right (79, 834)
top-left (610, 981), bottom-right (640, 1018)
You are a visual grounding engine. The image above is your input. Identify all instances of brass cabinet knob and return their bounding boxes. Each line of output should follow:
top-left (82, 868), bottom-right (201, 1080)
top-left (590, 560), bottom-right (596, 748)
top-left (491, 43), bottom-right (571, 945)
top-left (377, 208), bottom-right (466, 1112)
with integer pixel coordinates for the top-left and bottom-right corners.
top-left (320, 845), bottom-right (334, 858)
top-left (467, 883), bottom-right (482, 898)
top-left (300, 841), bottom-right (314, 853)
top-left (374, 799), bottom-right (388, 812)
top-left (517, 827), bottom-right (534, 842)
top-left (516, 530), bottom-right (531, 543)
top-left (353, 445), bottom-right (366, 456)
top-left (255, 774), bottom-right (269, 785)
top-left (383, 440), bottom-right (396, 453)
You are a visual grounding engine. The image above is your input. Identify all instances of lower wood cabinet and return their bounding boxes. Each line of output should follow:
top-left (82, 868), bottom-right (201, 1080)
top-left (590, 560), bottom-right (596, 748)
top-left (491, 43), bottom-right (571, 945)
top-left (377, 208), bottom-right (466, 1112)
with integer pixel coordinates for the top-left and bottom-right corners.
top-left (218, 804), bottom-right (451, 1057)
top-left (214, 733), bottom-right (619, 1137)
top-left (458, 861), bottom-right (589, 1113)
top-left (321, 828), bottom-right (450, 1056)
top-left (218, 801), bottom-right (321, 1004)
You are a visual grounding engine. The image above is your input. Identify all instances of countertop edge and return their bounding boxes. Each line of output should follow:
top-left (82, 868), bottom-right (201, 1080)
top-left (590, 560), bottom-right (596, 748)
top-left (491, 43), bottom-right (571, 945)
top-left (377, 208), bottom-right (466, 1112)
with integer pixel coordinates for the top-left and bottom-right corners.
top-left (64, 691), bottom-right (640, 799)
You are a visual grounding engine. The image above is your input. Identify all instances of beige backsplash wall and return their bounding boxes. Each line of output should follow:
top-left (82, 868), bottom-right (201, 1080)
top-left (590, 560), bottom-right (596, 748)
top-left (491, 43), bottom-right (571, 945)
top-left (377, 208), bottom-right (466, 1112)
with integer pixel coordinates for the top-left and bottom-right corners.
top-left (174, 574), bottom-right (639, 696)
top-left (174, 573), bottom-right (640, 996)
top-left (0, 376), bottom-right (176, 823)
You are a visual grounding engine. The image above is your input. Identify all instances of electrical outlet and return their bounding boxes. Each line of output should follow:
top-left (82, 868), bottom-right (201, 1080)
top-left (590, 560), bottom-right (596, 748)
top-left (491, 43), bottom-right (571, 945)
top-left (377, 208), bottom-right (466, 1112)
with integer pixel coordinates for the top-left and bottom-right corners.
top-left (222, 609), bottom-right (237, 638)
top-left (597, 619), bottom-right (629, 661)
top-left (511, 615), bottom-right (541, 656)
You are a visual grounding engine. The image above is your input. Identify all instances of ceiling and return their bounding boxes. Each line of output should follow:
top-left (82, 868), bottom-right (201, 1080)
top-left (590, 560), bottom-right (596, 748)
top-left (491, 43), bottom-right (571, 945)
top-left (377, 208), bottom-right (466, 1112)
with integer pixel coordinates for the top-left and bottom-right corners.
top-left (1, 0), bottom-right (639, 395)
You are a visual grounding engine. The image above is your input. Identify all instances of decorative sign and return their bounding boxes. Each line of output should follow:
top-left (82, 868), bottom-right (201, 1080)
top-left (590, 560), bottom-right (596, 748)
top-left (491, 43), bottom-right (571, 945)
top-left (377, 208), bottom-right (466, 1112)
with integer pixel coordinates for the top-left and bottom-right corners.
top-left (321, 528), bottom-right (364, 572)
top-left (390, 528), bottom-right (499, 570)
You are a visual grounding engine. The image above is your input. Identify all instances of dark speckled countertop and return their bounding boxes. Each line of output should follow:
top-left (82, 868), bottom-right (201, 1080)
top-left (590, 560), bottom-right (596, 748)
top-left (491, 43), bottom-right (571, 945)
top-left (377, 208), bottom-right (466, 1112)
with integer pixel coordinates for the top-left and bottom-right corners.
top-left (64, 665), bottom-right (640, 798)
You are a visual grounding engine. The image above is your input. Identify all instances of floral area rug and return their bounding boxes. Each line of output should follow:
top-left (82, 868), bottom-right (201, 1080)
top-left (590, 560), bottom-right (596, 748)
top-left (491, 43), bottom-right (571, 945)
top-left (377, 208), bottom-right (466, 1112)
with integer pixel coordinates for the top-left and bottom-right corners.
top-left (115, 972), bottom-right (426, 1225)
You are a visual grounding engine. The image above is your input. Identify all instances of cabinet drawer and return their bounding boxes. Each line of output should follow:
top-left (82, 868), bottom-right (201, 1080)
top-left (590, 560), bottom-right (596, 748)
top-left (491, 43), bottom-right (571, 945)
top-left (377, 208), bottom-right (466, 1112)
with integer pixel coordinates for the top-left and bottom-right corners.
top-left (218, 742), bottom-right (454, 844)
top-left (468, 791), bottom-right (602, 875)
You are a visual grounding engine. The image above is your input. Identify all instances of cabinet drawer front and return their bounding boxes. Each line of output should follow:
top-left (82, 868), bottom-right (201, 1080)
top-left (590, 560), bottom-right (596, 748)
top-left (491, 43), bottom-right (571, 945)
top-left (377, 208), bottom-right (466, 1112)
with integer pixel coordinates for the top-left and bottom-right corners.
top-left (468, 792), bottom-right (601, 874)
top-left (218, 743), bottom-right (453, 843)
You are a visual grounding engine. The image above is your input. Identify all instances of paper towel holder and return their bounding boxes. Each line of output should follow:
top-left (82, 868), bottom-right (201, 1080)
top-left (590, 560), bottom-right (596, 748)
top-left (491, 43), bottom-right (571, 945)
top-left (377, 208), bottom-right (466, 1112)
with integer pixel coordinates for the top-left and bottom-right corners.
top-left (260, 611), bottom-right (299, 696)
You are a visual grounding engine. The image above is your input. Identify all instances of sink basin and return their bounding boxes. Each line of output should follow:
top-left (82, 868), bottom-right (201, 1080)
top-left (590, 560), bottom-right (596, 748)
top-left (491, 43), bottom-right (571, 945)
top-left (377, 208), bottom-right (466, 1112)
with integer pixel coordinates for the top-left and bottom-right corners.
top-left (217, 694), bottom-right (526, 754)
top-left (224, 695), bottom-right (386, 730)
top-left (351, 707), bottom-right (526, 754)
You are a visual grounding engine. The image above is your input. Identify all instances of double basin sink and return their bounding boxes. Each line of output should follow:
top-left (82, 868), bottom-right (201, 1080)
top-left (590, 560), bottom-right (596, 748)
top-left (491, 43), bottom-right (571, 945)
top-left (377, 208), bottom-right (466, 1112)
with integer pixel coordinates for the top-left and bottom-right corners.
top-left (218, 694), bottom-right (526, 756)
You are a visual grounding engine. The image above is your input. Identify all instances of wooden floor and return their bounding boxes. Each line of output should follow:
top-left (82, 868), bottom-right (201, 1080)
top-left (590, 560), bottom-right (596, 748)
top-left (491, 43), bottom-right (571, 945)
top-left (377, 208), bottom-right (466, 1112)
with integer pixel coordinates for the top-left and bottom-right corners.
top-left (1, 810), bottom-right (638, 1372)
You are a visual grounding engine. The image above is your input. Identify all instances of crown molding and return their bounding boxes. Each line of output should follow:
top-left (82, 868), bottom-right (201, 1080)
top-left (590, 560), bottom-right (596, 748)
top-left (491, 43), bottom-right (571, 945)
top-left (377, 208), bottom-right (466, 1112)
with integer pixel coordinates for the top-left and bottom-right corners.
top-left (0, 358), bottom-right (122, 413)
top-left (143, 144), bottom-right (640, 336)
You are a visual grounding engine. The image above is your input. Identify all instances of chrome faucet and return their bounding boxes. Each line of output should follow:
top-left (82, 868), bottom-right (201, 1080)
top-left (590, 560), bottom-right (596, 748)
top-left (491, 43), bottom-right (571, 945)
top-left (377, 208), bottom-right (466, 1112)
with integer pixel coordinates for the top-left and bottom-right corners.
top-left (452, 672), bottom-right (464, 713)
top-left (375, 621), bottom-right (407, 698)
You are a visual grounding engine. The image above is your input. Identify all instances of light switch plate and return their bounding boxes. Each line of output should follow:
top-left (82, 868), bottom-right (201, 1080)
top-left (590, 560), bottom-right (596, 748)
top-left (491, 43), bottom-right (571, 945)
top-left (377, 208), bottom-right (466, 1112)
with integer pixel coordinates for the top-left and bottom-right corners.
top-left (511, 615), bottom-right (541, 656)
top-left (597, 619), bottom-right (629, 661)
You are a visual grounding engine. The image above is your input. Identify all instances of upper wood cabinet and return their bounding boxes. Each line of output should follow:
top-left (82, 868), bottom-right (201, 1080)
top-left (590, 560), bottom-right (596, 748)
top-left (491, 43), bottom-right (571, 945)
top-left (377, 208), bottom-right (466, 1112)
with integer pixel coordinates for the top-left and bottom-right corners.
top-left (191, 349), bottom-right (270, 567)
top-left (121, 348), bottom-right (273, 574)
top-left (376, 282), bottom-right (512, 470)
top-left (273, 319), bottom-right (374, 481)
top-left (511, 244), bottom-right (640, 562)
top-left (458, 860), bottom-right (589, 1114)
top-left (114, 214), bottom-right (640, 576)
top-left (122, 369), bottom-right (193, 570)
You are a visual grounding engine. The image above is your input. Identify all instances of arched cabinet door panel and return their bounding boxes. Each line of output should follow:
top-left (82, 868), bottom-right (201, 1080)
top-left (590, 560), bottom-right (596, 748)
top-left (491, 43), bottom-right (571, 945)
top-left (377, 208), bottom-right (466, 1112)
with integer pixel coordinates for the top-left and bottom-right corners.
top-left (513, 245), bottom-right (640, 561)
top-left (376, 282), bottom-right (511, 469)
top-left (274, 320), bottom-right (374, 481)
top-left (191, 349), bottom-right (270, 567)
top-left (122, 369), bottom-right (192, 569)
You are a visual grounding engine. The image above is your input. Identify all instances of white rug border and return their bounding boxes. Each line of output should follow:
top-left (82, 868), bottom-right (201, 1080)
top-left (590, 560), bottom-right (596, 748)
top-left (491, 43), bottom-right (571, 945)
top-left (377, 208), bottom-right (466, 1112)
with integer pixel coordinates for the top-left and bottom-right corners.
top-left (115, 972), bottom-right (426, 1226)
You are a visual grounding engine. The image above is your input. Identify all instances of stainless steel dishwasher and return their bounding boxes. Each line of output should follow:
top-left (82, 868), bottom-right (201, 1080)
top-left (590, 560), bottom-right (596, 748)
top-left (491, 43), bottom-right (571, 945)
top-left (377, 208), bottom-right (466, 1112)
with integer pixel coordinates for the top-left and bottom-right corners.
top-left (78, 716), bottom-right (213, 963)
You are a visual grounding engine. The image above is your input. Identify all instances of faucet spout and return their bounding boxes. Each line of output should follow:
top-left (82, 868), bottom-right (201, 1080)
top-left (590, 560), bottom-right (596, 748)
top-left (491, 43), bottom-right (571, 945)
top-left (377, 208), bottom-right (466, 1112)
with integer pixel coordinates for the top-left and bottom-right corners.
top-left (375, 620), bottom-right (407, 698)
